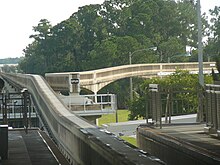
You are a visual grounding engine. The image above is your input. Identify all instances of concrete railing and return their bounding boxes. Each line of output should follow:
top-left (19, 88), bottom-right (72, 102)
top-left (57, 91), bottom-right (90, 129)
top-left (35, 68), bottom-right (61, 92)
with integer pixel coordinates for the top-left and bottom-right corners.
top-left (204, 84), bottom-right (220, 136)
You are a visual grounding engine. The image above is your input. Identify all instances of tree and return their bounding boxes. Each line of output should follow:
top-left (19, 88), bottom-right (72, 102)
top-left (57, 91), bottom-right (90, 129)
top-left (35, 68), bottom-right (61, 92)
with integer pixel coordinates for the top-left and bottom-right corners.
top-left (19, 0), bottom-right (211, 108)
top-left (87, 39), bottom-right (117, 69)
top-left (20, 0), bottom-right (204, 74)
top-left (128, 70), bottom-right (213, 120)
top-left (204, 6), bottom-right (220, 61)
top-left (20, 19), bottom-right (53, 74)
top-left (29, 19), bottom-right (52, 41)
top-left (159, 37), bottom-right (185, 62)
top-left (1, 65), bottom-right (18, 73)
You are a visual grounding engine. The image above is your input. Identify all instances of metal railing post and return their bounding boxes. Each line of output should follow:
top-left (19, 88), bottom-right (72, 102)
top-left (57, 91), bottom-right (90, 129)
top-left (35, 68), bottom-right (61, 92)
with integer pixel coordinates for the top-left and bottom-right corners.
top-left (211, 89), bottom-right (217, 132)
top-left (3, 92), bottom-right (8, 124)
top-left (216, 91), bottom-right (220, 136)
top-left (206, 89), bottom-right (212, 126)
top-left (0, 125), bottom-right (8, 160)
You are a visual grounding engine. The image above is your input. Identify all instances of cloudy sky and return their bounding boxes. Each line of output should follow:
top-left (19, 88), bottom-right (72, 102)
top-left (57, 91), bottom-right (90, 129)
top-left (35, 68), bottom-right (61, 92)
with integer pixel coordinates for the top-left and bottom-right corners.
top-left (0, 0), bottom-right (219, 59)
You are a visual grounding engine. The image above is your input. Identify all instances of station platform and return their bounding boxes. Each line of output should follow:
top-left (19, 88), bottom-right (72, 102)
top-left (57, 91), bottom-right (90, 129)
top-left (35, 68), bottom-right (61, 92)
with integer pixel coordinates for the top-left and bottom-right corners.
top-left (1, 129), bottom-right (69, 165)
top-left (137, 123), bottom-right (220, 165)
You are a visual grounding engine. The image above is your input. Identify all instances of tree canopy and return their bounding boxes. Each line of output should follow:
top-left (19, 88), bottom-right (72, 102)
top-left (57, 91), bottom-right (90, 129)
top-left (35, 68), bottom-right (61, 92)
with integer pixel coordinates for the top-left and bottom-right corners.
top-left (128, 70), bottom-right (213, 120)
top-left (18, 0), bottom-right (219, 110)
top-left (20, 0), bottom-right (207, 74)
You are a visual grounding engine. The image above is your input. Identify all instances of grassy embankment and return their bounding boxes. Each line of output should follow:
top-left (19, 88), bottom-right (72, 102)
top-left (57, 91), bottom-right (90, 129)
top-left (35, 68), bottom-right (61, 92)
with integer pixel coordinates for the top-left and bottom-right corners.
top-left (98, 110), bottom-right (137, 147)
top-left (98, 109), bottom-right (130, 126)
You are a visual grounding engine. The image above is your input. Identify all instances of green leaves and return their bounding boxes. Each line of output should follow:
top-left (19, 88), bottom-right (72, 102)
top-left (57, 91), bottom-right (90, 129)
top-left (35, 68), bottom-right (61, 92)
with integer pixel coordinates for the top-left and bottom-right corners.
top-left (204, 6), bottom-right (220, 62)
top-left (128, 70), bottom-right (213, 120)
top-left (87, 39), bottom-right (117, 69)
top-left (18, 0), bottom-right (218, 112)
top-left (30, 19), bottom-right (52, 41)
top-left (20, 0), bottom-right (203, 75)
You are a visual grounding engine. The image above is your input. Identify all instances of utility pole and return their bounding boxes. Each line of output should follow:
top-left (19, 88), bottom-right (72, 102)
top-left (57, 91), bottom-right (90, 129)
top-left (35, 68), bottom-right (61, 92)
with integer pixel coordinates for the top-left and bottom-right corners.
top-left (128, 47), bottom-right (157, 102)
top-left (129, 52), bottom-right (133, 101)
top-left (197, 0), bottom-right (204, 122)
top-left (197, 0), bottom-right (204, 87)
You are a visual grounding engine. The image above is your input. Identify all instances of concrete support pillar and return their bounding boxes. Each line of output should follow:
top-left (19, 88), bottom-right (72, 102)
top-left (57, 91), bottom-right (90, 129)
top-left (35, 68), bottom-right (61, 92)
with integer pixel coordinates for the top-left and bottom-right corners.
top-left (94, 91), bottom-right (98, 104)
top-left (69, 74), bottom-right (80, 95)
top-left (0, 125), bottom-right (8, 160)
top-left (206, 91), bottom-right (212, 126)
top-left (21, 88), bottom-right (28, 133)
top-left (92, 71), bottom-right (98, 103)
top-left (3, 92), bottom-right (8, 124)
top-left (151, 92), bottom-right (156, 123)
top-left (149, 84), bottom-right (162, 128)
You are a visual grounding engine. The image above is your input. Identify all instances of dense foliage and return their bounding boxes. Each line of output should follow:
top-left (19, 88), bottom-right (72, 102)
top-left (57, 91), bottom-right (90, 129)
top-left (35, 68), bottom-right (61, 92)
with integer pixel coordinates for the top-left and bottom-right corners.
top-left (205, 6), bottom-right (220, 59)
top-left (20, 0), bottom-right (203, 75)
top-left (128, 70), bottom-right (213, 120)
top-left (18, 0), bottom-right (220, 111)
top-left (0, 57), bottom-right (21, 64)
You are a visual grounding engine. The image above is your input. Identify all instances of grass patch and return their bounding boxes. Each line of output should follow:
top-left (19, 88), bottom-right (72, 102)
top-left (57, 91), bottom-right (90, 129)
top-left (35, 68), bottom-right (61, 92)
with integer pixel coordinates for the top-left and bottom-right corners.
top-left (98, 109), bottom-right (130, 126)
top-left (120, 136), bottom-right (137, 147)
top-left (98, 110), bottom-right (139, 147)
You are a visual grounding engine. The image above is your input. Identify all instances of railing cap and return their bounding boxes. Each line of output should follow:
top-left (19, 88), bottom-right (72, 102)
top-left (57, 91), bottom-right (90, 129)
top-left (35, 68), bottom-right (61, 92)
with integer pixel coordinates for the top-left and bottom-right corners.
top-left (0, 125), bottom-right (8, 128)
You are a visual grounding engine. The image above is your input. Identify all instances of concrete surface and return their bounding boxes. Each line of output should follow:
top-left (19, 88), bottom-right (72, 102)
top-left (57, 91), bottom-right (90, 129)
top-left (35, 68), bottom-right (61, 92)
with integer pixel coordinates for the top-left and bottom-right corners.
top-left (1, 129), bottom-right (69, 165)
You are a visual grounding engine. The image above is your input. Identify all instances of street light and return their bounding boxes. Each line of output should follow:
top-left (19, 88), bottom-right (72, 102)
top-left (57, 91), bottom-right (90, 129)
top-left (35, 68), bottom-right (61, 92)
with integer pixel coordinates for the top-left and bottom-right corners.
top-left (129, 47), bottom-right (157, 101)
top-left (129, 47), bottom-right (157, 64)
top-left (167, 53), bottom-right (191, 63)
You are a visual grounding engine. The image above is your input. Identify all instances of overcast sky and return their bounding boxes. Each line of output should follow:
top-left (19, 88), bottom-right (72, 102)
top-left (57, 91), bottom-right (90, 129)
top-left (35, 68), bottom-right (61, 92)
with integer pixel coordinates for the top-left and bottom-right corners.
top-left (0, 0), bottom-right (219, 59)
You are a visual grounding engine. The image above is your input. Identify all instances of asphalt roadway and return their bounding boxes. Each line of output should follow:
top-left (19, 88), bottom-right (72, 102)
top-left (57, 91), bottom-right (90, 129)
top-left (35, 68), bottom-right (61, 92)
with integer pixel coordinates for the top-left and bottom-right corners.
top-left (102, 114), bottom-right (197, 137)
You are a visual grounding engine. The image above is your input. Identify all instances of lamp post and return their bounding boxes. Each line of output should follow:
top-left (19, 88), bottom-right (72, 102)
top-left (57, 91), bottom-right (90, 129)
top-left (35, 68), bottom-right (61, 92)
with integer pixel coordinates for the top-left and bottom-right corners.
top-left (129, 47), bottom-right (157, 101)
top-left (167, 53), bottom-right (191, 63)
top-left (129, 52), bottom-right (133, 101)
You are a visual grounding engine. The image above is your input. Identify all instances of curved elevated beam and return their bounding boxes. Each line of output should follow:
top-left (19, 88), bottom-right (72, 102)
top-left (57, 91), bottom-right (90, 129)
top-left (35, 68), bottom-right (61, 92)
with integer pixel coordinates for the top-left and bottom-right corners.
top-left (45, 62), bottom-right (216, 94)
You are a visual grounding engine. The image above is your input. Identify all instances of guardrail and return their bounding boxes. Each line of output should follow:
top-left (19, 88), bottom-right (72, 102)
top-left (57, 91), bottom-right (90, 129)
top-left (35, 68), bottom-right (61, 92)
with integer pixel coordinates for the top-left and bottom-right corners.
top-left (1, 72), bottom-right (164, 165)
top-left (59, 94), bottom-right (117, 116)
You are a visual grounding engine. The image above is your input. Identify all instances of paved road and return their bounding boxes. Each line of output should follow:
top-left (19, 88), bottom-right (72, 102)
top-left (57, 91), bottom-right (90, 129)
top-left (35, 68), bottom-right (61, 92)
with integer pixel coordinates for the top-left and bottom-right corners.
top-left (102, 114), bottom-right (197, 137)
